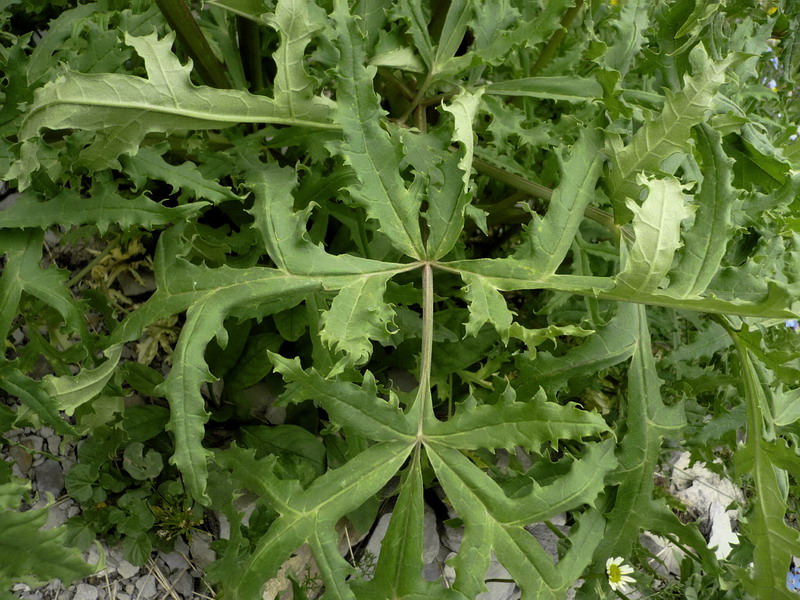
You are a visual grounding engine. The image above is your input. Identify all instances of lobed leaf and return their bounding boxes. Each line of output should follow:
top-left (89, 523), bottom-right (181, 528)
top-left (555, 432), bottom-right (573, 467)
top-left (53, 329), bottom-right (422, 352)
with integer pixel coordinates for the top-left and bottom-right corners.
top-left (120, 145), bottom-right (241, 204)
top-left (0, 481), bottom-right (95, 592)
top-left (0, 183), bottom-right (208, 234)
top-left (730, 326), bottom-right (800, 599)
top-left (0, 230), bottom-right (86, 344)
top-left (513, 126), bottom-right (604, 275)
top-left (217, 441), bottom-right (413, 600)
top-left (613, 175), bottom-right (692, 295)
top-left (424, 386), bottom-right (610, 452)
top-left (6, 30), bottom-right (336, 189)
top-left (484, 77), bottom-right (603, 102)
top-left (331, 0), bottom-right (425, 259)
top-left (427, 440), bottom-right (617, 599)
top-left (270, 353), bottom-right (415, 442)
top-left (606, 45), bottom-right (739, 221)
top-left (663, 124), bottom-right (737, 298)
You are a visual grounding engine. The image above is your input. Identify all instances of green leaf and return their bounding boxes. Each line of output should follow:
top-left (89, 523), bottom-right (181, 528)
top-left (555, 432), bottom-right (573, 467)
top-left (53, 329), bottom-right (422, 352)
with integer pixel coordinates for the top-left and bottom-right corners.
top-left (614, 176), bottom-right (692, 295)
top-left (425, 88), bottom-right (481, 260)
top-left (513, 303), bottom-right (639, 397)
top-left (120, 145), bottom-right (241, 204)
top-left (240, 424), bottom-right (326, 485)
top-left (245, 164), bottom-right (404, 276)
top-left (0, 481), bottom-right (95, 590)
top-left (0, 229), bottom-right (85, 343)
top-left (730, 325), bottom-right (800, 599)
top-left (460, 272), bottom-right (513, 341)
top-left (331, 0), bottom-right (425, 259)
top-left (353, 449), bottom-right (451, 598)
top-left (484, 77), bottom-right (603, 102)
top-left (0, 183), bottom-right (208, 233)
top-left (599, 306), bottom-right (696, 564)
top-left (513, 126), bottom-right (604, 275)
top-left (6, 30), bottom-right (336, 189)
top-left (607, 45), bottom-right (740, 221)
top-left (320, 273), bottom-right (397, 373)
top-left (427, 440), bottom-right (617, 599)
top-left (391, 0), bottom-right (434, 71)
top-left (663, 124), bottom-right (738, 298)
top-left (120, 405), bottom-right (170, 444)
top-left (424, 386), bottom-right (610, 451)
top-left (217, 441), bottom-right (413, 600)
top-left (0, 365), bottom-right (75, 435)
top-left (264, 0), bottom-right (331, 113)
top-left (122, 442), bottom-right (164, 480)
top-left (270, 354), bottom-right (415, 442)
top-left (41, 344), bottom-right (122, 417)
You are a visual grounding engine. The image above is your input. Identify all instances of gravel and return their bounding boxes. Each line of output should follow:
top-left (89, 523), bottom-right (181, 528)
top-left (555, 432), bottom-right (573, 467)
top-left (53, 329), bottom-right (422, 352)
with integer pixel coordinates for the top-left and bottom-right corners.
top-left (3, 426), bottom-right (206, 600)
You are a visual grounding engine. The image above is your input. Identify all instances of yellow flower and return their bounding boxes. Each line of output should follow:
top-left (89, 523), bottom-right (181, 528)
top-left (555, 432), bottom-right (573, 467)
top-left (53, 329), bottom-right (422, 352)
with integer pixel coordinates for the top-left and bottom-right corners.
top-left (767, 6), bottom-right (778, 15)
top-left (606, 556), bottom-right (635, 592)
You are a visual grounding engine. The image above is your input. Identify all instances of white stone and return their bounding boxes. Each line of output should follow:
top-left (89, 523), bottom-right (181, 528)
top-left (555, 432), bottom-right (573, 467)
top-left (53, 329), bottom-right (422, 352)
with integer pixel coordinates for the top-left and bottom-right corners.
top-left (707, 499), bottom-right (739, 559)
top-left (47, 433), bottom-right (61, 455)
top-left (361, 512), bottom-right (392, 572)
top-left (669, 451), bottom-right (743, 560)
top-left (116, 558), bottom-right (140, 580)
top-left (189, 531), bottom-right (216, 568)
top-left (169, 571), bottom-right (195, 598)
top-left (134, 575), bottom-right (157, 598)
top-left (44, 502), bottom-right (70, 530)
top-left (73, 583), bottom-right (99, 600)
top-left (34, 460), bottom-right (64, 496)
top-left (161, 550), bottom-right (191, 572)
top-left (422, 504), bottom-right (441, 564)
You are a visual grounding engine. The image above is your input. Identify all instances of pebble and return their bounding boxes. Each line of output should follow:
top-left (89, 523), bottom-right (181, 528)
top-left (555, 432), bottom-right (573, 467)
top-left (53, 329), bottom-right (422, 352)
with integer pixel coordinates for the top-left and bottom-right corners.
top-left (116, 559), bottom-right (140, 580)
top-left (44, 501), bottom-right (70, 529)
top-left (134, 575), bottom-right (157, 598)
top-left (189, 531), bottom-right (216, 568)
top-left (169, 570), bottom-right (195, 598)
top-left (46, 433), bottom-right (61, 455)
top-left (73, 583), bottom-right (99, 600)
top-left (33, 459), bottom-right (65, 496)
top-left (8, 444), bottom-right (33, 475)
top-left (161, 550), bottom-right (191, 571)
top-left (23, 435), bottom-right (44, 452)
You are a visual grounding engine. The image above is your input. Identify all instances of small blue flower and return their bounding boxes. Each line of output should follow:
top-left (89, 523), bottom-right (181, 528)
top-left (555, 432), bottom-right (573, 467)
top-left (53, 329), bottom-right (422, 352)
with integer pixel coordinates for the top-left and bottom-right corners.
top-left (786, 320), bottom-right (800, 332)
top-left (787, 564), bottom-right (800, 592)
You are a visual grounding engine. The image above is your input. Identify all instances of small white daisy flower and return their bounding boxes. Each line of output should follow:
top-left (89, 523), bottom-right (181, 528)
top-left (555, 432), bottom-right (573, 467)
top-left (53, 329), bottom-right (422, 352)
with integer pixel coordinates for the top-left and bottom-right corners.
top-left (606, 556), bottom-right (635, 592)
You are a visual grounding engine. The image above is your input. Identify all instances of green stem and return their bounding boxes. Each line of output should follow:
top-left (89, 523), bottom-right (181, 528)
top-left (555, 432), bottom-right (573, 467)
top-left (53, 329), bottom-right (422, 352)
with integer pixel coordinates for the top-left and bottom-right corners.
top-left (472, 156), bottom-right (634, 242)
top-left (67, 239), bottom-right (118, 288)
top-left (530, 0), bottom-right (585, 75)
top-left (399, 72), bottom-right (434, 125)
top-left (472, 156), bottom-right (553, 200)
top-left (378, 68), bottom-right (416, 101)
top-left (155, 0), bottom-right (231, 89)
top-left (237, 16), bottom-right (263, 91)
top-left (417, 263), bottom-right (435, 433)
top-left (356, 208), bottom-right (371, 260)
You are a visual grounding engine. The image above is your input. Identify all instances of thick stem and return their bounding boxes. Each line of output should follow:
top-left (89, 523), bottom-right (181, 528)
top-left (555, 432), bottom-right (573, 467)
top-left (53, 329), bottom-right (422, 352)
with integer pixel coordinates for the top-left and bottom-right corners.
top-left (473, 156), bottom-right (553, 201)
top-left (237, 16), bottom-right (263, 91)
top-left (473, 156), bottom-right (633, 242)
top-left (399, 72), bottom-right (434, 125)
top-left (378, 68), bottom-right (416, 101)
top-left (155, 0), bottom-right (231, 89)
top-left (417, 263), bottom-right (435, 433)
